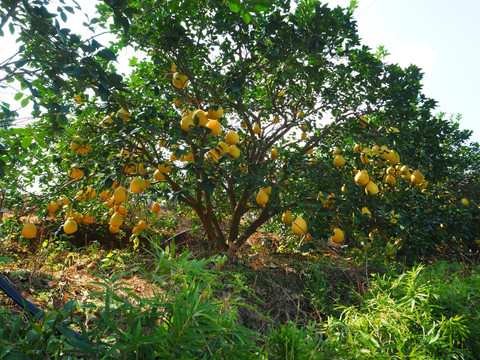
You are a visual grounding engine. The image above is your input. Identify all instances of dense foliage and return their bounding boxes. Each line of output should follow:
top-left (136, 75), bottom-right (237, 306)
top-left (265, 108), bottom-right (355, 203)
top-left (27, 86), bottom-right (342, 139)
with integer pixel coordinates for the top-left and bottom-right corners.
top-left (1, 0), bottom-right (479, 259)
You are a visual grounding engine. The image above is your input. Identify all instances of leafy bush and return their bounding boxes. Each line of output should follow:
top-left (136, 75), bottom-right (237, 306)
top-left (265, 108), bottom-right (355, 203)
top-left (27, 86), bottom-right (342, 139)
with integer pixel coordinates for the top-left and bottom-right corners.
top-left (321, 262), bottom-right (480, 359)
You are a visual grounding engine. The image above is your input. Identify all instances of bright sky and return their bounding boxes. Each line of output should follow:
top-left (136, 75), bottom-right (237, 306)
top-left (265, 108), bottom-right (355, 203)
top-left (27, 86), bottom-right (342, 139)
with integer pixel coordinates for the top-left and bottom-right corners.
top-left (326, 0), bottom-right (480, 144)
top-left (1, 0), bottom-right (479, 144)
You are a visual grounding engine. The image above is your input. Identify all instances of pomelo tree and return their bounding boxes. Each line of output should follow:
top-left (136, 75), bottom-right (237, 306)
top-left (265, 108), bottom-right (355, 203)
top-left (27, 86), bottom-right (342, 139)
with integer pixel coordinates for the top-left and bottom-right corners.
top-left (1, 0), bottom-right (479, 258)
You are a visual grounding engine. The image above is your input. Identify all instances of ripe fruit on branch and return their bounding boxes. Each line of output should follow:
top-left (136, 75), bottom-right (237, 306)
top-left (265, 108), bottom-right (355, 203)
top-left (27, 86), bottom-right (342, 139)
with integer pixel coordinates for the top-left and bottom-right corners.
top-left (193, 109), bottom-right (208, 126)
top-left (411, 170), bottom-right (424, 184)
top-left (130, 177), bottom-right (146, 194)
top-left (207, 105), bottom-right (223, 119)
top-left (172, 72), bottom-right (189, 88)
top-left (281, 210), bottom-right (293, 224)
top-left (206, 119), bottom-right (222, 136)
top-left (365, 181), bottom-right (379, 195)
top-left (152, 202), bottom-right (161, 213)
top-left (68, 167), bottom-right (84, 179)
top-left (110, 212), bottom-right (123, 227)
top-left (63, 218), bottom-right (78, 234)
top-left (354, 170), bottom-right (369, 186)
top-left (70, 136), bottom-right (91, 153)
top-left (225, 130), bottom-right (239, 145)
top-left (114, 186), bottom-right (129, 203)
top-left (330, 228), bottom-right (344, 244)
top-left (292, 216), bottom-right (307, 235)
top-left (229, 145), bottom-right (240, 159)
top-left (21, 222), bottom-right (37, 238)
top-left (333, 155), bottom-right (345, 167)
top-left (256, 189), bottom-right (268, 206)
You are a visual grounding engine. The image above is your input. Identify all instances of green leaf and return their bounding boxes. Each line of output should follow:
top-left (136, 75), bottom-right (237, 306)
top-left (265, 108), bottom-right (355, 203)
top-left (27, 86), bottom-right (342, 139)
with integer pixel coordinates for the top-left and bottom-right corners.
top-left (228, 0), bottom-right (241, 13)
top-left (14, 93), bottom-right (23, 101)
top-left (21, 136), bottom-right (33, 149)
top-left (20, 98), bottom-right (29, 107)
top-left (254, 4), bottom-right (269, 12)
top-left (96, 48), bottom-right (117, 61)
top-left (241, 11), bottom-right (251, 24)
top-left (0, 257), bottom-right (13, 263)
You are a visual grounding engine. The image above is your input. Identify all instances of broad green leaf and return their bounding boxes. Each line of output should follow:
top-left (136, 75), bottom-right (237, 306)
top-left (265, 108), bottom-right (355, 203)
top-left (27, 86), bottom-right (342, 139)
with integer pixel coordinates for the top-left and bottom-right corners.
top-left (241, 11), bottom-right (251, 24)
top-left (20, 98), bottom-right (29, 107)
top-left (96, 48), bottom-right (117, 61)
top-left (14, 93), bottom-right (23, 101)
top-left (21, 136), bottom-right (33, 149)
top-left (228, 0), bottom-right (241, 13)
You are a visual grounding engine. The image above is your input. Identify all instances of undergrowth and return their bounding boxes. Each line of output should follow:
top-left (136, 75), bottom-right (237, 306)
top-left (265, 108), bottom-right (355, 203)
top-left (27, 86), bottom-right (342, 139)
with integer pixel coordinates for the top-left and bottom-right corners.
top-left (0, 235), bottom-right (479, 359)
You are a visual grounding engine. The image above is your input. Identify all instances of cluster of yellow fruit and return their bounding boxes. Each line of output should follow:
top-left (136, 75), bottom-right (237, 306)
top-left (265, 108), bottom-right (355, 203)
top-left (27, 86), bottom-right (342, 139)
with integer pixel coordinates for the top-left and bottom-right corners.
top-left (279, 210), bottom-right (345, 244)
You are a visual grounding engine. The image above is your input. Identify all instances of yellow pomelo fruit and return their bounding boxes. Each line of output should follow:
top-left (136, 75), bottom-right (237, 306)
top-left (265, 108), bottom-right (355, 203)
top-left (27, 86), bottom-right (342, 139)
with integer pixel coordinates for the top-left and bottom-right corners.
top-left (353, 144), bottom-right (362, 153)
top-left (82, 213), bottom-right (95, 225)
top-left (229, 145), bottom-right (240, 159)
top-left (281, 210), bottom-right (293, 225)
top-left (138, 220), bottom-right (147, 230)
top-left (114, 186), bottom-right (129, 203)
top-left (372, 145), bottom-right (379, 154)
top-left (109, 225), bottom-right (120, 234)
top-left (379, 145), bottom-right (390, 160)
top-left (256, 189), bottom-right (268, 206)
top-left (333, 155), bottom-right (345, 167)
top-left (332, 147), bottom-right (340, 156)
top-left (292, 216), bottom-right (307, 235)
top-left (154, 169), bottom-right (165, 181)
top-left (99, 190), bottom-right (112, 200)
top-left (263, 186), bottom-right (272, 196)
top-left (193, 109), bottom-right (208, 127)
top-left (58, 196), bottom-right (70, 206)
top-left (207, 149), bottom-right (220, 162)
top-left (461, 198), bottom-right (469, 206)
top-left (388, 150), bottom-right (400, 165)
top-left (63, 218), bottom-right (78, 234)
top-left (301, 132), bottom-right (307, 140)
top-left (157, 161), bottom-right (172, 173)
top-left (68, 167), bottom-right (83, 179)
top-left (101, 115), bottom-right (114, 127)
top-left (306, 148), bottom-right (314, 154)
top-left (330, 228), bottom-right (345, 244)
top-left (70, 136), bottom-right (91, 153)
top-left (110, 212), bottom-right (123, 227)
top-left (361, 207), bottom-right (371, 217)
top-left (116, 205), bottom-right (127, 216)
top-left (253, 122), bottom-right (261, 135)
top-left (354, 170), bottom-right (369, 186)
top-left (207, 105), bottom-right (223, 119)
top-left (152, 202), bottom-right (161, 213)
top-left (271, 148), bottom-right (278, 159)
top-left (117, 108), bottom-right (131, 122)
top-left (225, 130), bottom-right (239, 145)
top-left (411, 170), bottom-right (424, 184)
top-left (158, 139), bottom-right (166, 147)
top-left (365, 181), bottom-right (379, 195)
top-left (172, 72), bottom-right (189, 88)
top-left (217, 142), bottom-right (230, 155)
top-left (84, 186), bottom-right (96, 199)
top-left (385, 174), bottom-right (397, 185)
top-left (130, 177), bottom-right (145, 194)
top-left (46, 201), bottom-right (60, 215)
top-left (206, 119), bottom-right (222, 136)
top-left (181, 115), bottom-right (194, 131)
top-left (132, 226), bottom-right (141, 234)
top-left (185, 152), bottom-right (194, 162)
top-left (272, 116), bottom-right (280, 124)
top-left (21, 223), bottom-right (37, 238)
top-left (386, 166), bottom-right (396, 175)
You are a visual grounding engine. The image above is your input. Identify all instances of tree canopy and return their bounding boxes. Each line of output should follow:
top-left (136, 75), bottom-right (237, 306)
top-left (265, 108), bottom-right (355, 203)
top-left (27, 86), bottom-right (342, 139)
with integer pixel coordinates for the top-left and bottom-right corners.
top-left (1, 0), bottom-right (479, 260)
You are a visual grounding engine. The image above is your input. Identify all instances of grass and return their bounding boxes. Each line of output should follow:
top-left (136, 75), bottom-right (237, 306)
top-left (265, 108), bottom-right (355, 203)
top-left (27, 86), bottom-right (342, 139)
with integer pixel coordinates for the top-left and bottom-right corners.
top-left (0, 222), bottom-right (480, 358)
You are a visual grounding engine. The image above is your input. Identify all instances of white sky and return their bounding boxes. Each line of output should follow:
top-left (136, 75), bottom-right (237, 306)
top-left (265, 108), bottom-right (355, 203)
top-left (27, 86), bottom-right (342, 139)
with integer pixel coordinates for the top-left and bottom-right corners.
top-left (327, 0), bottom-right (480, 144)
top-left (1, 0), bottom-right (479, 144)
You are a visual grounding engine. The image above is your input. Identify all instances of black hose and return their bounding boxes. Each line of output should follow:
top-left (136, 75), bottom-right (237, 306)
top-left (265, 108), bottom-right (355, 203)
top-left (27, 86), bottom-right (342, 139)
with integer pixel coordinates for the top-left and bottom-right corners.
top-left (0, 274), bottom-right (44, 318)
